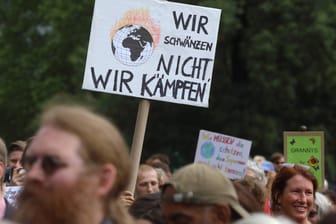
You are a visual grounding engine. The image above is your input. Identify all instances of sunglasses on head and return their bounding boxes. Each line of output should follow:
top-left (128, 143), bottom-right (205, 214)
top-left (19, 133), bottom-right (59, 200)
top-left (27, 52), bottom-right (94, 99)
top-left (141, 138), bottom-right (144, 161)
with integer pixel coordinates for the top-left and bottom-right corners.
top-left (23, 155), bottom-right (67, 175)
top-left (280, 163), bottom-right (310, 171)
top-left (283, 163), bottom-right (310, 169)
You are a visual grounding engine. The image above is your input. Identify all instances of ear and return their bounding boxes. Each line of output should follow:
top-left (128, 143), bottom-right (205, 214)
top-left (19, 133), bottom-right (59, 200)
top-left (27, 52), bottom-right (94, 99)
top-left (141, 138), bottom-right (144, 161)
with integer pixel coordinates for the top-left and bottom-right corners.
top-left (96, 163), bottom-right (117, 197)
top-left (214, 204), bottom-right (231, 224)
top-left (275, 192), bottom-right (282, 205)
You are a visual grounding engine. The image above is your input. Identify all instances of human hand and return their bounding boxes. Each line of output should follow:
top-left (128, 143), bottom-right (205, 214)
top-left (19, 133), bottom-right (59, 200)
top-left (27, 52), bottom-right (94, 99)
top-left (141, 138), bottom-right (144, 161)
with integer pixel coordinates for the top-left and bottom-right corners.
top-left (120, 190), bottom-right (135, 208)
top-left (10, 167), bottom-right (26, 186)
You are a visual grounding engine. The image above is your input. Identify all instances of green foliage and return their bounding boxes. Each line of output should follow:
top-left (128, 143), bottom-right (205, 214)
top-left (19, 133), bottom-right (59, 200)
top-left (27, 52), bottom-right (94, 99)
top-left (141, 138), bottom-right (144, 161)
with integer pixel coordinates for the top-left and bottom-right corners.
top-left (1, 0), bottom-right (336, 183)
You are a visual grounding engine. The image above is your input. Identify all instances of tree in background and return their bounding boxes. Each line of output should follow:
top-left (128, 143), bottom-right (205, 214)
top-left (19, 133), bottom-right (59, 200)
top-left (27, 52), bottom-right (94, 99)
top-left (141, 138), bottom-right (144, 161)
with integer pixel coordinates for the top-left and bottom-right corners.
top-left (0, 0), bottom-right (336, 183)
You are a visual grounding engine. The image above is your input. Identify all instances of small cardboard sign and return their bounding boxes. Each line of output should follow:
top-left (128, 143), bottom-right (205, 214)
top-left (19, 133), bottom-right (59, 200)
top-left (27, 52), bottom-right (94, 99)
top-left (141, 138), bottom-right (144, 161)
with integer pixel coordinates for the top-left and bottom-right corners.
top-left (194, 130), bottom-right (252, 179)
top-left (283, 131), bottom-right (324, 189)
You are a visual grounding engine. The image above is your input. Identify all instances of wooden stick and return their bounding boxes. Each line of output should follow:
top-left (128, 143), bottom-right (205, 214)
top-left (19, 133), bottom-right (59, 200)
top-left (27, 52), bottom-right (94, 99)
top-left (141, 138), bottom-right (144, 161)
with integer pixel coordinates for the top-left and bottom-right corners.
top-left (127, 99), bottom-right (150, 193)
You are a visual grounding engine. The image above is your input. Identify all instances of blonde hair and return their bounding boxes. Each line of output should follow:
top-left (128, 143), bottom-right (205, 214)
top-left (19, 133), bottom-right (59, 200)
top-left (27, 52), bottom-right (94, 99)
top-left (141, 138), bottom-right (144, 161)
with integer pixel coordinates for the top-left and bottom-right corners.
top-left (41, 104), bottom-right (133, 224)
top-left (0, 137), bottom-right (7, 186)
top-left (154, 167), bottom-right (169, 186)
top-left (0, 137), bottom-right (7, 165)
top-left (138, 164), bottom-right (158, 176)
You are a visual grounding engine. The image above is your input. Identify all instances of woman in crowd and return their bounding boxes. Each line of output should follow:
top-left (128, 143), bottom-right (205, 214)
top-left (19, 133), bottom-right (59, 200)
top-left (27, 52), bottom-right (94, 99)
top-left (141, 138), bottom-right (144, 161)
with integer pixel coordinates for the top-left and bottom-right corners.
top-left (271, 164), bottom-right (318, 224)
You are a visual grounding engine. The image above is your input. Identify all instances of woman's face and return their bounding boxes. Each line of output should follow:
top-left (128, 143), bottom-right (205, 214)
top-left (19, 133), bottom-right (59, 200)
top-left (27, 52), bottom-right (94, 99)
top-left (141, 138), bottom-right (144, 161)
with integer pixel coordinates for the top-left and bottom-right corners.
top-left (278, 174), bottom-right (314, 223)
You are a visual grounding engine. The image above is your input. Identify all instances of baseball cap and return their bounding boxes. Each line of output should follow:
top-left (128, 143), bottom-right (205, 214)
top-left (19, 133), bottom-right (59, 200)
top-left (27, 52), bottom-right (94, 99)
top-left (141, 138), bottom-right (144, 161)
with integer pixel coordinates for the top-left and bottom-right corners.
top-left (162, 163), bottom-right (249, 218)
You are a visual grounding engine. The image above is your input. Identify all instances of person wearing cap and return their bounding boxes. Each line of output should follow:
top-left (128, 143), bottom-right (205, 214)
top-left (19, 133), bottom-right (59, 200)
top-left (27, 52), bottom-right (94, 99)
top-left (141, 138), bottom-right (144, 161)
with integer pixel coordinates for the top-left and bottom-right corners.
top-left (161, 163), bottom-right (249, 224)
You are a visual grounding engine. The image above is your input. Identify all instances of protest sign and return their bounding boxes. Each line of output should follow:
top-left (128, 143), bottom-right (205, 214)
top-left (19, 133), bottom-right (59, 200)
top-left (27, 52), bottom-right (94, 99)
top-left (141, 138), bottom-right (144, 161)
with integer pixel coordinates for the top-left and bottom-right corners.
top-left (284, 131), bottom-right (325, 189)
top-left (82, 0), bottom-right (221, 108)
top-left (194, 130), bottom-right (252, 179)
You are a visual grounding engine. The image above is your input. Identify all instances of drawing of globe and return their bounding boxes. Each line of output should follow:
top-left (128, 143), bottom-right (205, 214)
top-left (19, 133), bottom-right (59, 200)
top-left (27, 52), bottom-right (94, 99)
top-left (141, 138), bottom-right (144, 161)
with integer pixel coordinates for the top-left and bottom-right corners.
top-left (111, 24), bottom-right (154, 66)
top-left (200, 142), bottom-right (215, 159)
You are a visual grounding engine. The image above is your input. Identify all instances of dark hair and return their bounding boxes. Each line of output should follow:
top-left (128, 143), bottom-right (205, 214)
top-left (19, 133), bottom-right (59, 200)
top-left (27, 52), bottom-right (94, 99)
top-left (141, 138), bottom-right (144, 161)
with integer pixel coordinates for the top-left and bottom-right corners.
top-left (321, 189), bottom-right (336, 205)
top-left (21, 137), bottom-right (34, 167)
top-left (151, 162), bottom-right (171, 175)
top-left (146, 153), bottom-right (170, 166)
top-left (270, 152), bottom-right (284, 163)
top-left (271, 164), bottom-right (318, 212)
top-left (319, 211), bottom-right (336, 224)
top-left (8, 140), bottom-right (26, 155)
top-left (129, 192), bottom-right (166, 224)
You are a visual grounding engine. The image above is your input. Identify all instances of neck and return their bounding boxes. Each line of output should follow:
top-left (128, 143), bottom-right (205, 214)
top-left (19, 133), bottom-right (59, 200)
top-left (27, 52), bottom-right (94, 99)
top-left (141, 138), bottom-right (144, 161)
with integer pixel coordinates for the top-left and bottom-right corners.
top-left (89, 203), bottom-right (105, 224)
top-left (293, 217), bottom-right (311, 224)
top-left (273, 211), bottom-right (311, 224)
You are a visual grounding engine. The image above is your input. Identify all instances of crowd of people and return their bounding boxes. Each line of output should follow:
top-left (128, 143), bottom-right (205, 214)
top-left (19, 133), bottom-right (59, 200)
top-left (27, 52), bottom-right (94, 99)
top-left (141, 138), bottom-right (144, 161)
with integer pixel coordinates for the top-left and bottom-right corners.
top-left (0, 104), bottom-right (335, 224)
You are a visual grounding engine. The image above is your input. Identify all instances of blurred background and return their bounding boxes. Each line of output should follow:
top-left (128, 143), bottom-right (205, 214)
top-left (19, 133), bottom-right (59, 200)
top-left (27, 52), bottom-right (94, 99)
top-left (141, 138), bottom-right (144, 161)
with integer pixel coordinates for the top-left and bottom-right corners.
top-left (1, 0), bottom-right (336, 186)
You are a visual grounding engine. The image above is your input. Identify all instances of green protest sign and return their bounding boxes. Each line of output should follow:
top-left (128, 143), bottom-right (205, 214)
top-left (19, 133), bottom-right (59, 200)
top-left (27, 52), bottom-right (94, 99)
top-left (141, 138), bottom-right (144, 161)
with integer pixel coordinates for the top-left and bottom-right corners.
top-left (283, 131), bottom-right (324, 190)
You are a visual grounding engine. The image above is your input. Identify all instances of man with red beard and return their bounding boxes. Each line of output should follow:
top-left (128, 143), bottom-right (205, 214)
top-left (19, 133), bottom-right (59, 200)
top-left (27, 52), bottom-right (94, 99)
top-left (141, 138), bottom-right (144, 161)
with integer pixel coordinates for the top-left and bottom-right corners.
top-left (14, 105), bottom-right (134, 224)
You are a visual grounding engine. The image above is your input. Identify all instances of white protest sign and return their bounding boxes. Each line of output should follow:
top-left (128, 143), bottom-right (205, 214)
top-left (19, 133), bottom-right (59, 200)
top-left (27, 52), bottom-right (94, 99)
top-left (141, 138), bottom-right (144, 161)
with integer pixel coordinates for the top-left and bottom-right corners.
top-left (82, 0), bottom-right (221, 107)
top-left (4, 186), bottom-right (23, 207)
top-left (194, 130), bottom-right (252, 179)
